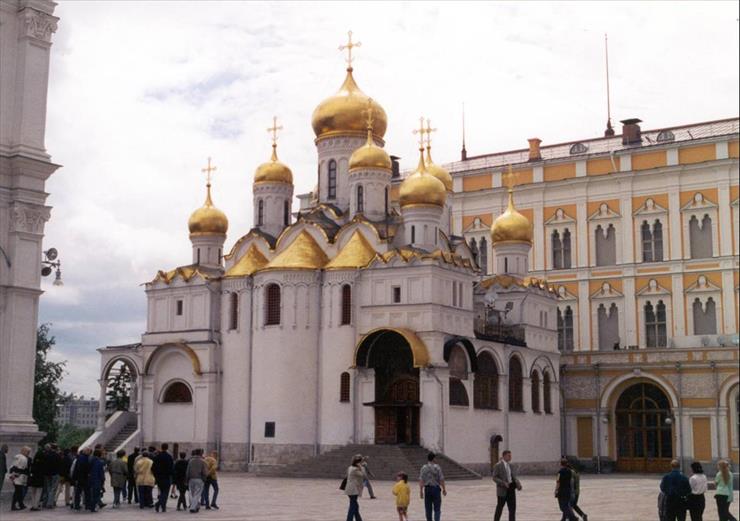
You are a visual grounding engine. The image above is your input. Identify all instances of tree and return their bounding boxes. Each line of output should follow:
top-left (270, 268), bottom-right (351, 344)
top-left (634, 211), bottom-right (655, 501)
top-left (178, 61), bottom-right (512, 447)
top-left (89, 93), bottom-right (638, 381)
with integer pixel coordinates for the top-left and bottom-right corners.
top-left (33, 323), bottom-right (67, 444)
top-left (56, 423), bottom-right (94, 449)
top-left (106, 364), bottom-right (131, 413)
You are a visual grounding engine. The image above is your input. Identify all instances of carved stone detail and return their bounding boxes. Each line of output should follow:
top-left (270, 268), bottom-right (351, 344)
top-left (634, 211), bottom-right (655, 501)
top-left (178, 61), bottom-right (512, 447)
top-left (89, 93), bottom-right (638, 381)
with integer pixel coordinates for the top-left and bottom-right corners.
top-left (20, 8), bottom-right (59, 43)
top-left (10, 205), bottom-right (50, 234)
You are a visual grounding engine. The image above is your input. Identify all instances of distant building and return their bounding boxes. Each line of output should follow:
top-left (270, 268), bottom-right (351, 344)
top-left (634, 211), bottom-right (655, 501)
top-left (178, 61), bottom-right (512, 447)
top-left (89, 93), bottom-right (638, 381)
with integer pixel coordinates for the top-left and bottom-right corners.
top-left (57, 397), bottom-right (99, 429)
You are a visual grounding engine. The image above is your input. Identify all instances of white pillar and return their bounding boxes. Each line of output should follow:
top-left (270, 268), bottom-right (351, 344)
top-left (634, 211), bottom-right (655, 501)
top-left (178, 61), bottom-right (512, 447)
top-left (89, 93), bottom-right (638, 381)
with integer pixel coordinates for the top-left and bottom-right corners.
top-left (672, 275), bottom-right (686, 336)
top-left (668, 188), bottom-right (682, 260)
top-left (718, 181), bottom-right (733, 257)
top-left (576, 201), bottom-right (588, 267)
top-left (578, 279), bottom-right (591, 350)
top-left (97, 379), bottom-right (107, 430)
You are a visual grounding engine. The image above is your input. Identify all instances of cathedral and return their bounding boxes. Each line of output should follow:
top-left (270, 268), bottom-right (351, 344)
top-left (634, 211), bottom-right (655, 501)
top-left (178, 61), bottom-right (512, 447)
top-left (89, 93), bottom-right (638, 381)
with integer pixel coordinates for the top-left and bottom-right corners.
top-left (92, 35), bottom-right (562, 473)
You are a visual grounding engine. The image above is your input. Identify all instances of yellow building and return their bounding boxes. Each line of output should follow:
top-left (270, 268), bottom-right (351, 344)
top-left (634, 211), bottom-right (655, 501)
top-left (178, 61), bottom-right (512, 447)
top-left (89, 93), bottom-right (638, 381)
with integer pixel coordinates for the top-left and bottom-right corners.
top-left (445, 117), bottom-right (739, 472)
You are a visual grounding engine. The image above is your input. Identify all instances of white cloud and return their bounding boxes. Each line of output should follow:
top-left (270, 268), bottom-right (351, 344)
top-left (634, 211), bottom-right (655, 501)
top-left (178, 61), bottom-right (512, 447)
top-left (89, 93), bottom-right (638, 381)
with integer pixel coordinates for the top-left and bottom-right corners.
top-left (40, 1), bottom-right (740, 395)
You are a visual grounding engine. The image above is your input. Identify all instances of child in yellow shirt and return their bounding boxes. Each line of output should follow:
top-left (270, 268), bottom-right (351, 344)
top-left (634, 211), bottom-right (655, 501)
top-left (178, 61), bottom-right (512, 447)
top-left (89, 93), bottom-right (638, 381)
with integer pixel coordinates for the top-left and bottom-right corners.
top-left (392, 472), bottom-right (410, 521)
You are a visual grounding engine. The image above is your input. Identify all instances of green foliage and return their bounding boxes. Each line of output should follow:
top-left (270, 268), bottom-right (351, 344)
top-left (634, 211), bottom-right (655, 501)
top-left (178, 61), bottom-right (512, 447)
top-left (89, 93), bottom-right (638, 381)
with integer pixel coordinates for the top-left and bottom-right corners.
top-left (56, 423), bottom-right (94, 449)
top-left (33, 323), bottom-right (67, 444)
top-left (106, 364), bottom-right (131, 413)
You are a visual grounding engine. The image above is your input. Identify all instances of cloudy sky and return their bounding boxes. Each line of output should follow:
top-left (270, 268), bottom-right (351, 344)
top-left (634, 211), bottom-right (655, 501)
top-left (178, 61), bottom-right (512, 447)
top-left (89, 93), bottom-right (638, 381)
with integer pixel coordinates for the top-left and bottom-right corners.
top-left (40, 1), bottom-right (739, 397)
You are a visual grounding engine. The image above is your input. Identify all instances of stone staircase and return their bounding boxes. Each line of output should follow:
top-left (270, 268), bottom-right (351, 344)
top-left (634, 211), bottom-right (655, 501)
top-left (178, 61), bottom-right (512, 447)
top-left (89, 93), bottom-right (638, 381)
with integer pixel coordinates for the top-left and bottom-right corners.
top-left (256, 445), bottom-right (481, 481)
top-left (104, 423), bottom-right (137, 453)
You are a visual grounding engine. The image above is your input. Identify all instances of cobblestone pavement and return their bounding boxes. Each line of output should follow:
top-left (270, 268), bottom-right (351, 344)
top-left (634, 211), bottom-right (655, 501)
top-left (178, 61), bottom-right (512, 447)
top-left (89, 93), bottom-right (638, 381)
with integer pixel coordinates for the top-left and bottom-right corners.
top-left (2, 473), bottom-right (738, 521)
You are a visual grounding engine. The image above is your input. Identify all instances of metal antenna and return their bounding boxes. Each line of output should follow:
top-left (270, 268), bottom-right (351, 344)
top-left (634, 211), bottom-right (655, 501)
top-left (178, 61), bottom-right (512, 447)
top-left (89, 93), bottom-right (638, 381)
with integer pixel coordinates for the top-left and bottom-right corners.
top-left (604, 34), bottom-right (614, 137)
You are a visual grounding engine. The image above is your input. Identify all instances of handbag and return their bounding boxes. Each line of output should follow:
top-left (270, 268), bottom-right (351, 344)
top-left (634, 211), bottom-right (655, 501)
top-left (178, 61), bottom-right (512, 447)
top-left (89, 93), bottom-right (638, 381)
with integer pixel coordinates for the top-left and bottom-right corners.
top-left (339, 477), bottom-right (347, 490)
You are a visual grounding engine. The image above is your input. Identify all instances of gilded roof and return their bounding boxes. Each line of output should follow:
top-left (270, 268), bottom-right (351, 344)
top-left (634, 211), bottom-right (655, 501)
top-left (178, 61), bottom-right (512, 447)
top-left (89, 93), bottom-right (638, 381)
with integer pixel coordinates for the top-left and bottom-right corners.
top-left (478, 274), bottom-right (557, 294)
top-left (151, 265), bottom-right (215, 285)
top-left (349, 128), bottom-right (392, 172)
top-left (425, 148), bottom-right (453, 191)
top-left (399, 149), bottom-right (447, 208)
top-left (254, 144), bottom-right (293, 185)
top-left (225, 244), bottom-right (269, 277)
top-left (491, 190), bottom-right (533, 245)
top-left (325, 230), bottom-right (379, 270)
top-left (188, 185), bottom-right (228, 235)
top-left (264, 230), bottom-right (329, 270)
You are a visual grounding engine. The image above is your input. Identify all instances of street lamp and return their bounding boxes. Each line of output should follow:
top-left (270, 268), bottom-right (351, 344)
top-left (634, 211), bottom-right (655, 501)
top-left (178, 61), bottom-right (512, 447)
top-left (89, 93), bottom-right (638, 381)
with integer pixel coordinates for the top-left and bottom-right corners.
top-left (41, 248), bottom-right (63, 286)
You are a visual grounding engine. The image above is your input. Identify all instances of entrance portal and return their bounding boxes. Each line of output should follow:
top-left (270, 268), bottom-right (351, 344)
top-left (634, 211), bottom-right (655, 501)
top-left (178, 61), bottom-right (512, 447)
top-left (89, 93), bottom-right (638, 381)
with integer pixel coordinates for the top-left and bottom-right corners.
top-left (355, 329), bottom-right (422, 445)
top-left (615, 382), bottom-right (673, 473)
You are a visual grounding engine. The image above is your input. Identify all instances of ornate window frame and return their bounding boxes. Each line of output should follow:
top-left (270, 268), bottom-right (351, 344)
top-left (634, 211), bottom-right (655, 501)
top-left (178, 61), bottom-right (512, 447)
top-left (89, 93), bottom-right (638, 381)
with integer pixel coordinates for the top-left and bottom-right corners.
top-left (545, 208), bottom-right (576, 270)
top-left (589, 203), bottom-right (622, 267)
top-left (685, 275), bottom-right (723, 336)
top-left (556, 285), bottom-right (579, 351)
top-left (681, 192), bottom-right (719, 259)
top-left (636, 279), bottom-right (672, 349)
top-left (633, 198), bottom-right (668, 263)
top-left (590, 282), bottom-right (625, 350)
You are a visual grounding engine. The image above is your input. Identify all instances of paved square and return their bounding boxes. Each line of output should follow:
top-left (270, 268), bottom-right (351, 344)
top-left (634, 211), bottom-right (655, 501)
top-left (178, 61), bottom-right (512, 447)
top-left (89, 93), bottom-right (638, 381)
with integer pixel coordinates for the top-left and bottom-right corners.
top-left (2, 473), bottom-right (738, 520)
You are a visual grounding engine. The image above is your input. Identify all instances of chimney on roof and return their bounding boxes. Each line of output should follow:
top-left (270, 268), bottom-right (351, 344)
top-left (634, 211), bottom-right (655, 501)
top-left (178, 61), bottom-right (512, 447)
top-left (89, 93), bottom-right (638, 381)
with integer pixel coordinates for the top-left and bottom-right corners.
top-left (528, 138), bottom-right (542, 161)
top-left (621, 118), bottom-right (642, 145)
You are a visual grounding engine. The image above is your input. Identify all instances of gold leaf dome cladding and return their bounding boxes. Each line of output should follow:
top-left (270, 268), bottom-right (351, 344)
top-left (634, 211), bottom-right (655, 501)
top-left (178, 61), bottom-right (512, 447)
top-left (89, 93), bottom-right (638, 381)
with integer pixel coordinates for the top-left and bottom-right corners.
top-left (425, 150), bottom-right (452, 192)
top-left (325, 230), bottom-right (379, 270)
top-left (254, 145), bottom-right (293, 185)
top-left (490, 190), bottom-right (532, 245)
top-left (188, 185), bottom-right (228, 235)
top-left (264, 230), bottom-right (328, 270)
top-left (311, 68), bottom-right (387, 140)
top-left (349, 128), bottom-right (391, 172)
top-left (399, 150), bottom-right (447, 208)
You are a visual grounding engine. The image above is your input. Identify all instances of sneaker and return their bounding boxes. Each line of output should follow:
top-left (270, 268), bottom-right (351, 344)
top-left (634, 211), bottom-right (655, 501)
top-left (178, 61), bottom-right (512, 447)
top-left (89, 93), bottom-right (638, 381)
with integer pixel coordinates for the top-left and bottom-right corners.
top-left (211, 504), bottom-right (219, 510)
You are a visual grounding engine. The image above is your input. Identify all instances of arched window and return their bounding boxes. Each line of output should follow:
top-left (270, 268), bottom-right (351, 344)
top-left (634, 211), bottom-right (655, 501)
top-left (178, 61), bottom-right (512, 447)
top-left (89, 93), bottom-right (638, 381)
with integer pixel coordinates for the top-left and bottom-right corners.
top-left (284, 200), bottom-right (290, 226)
top-left (543, 372), bottom-right (552, 414)
top-left (530, 370), bottom-right (540, 412)
top-left (652, 220), bottom-right (664, 261)
top-left (469, 238), bottom-right (479, 265)
top-left (162, 381), bottom-right (192, 403)
top-left (552, 230), bottom-right (562, 269)
top-left (645, 300), bottom-right (667, 348)
top-left (693, 297), bottom-right (717, 335)
top-left (229, 292), bottom-right (239, 331)
top-left (479, 237), bottom-right (488, 274)
top-left (384, 186), bottom-right (389, 215)
top-left (508, 356), bottom-right (523, 412)
top-left (562, 229), bottom-right (572, 268)
top-left (598, 303), bottom-right (620, 351)
top-left (339, 372), bottom-right (350, 402)
top-left (595, 224), bottom-right (617, 266)
top-left (474, 351), bottom-right (499, 409)
top-left (340, 284), bottom-right (352, 325)
top-left (557, 306), bottom-right (574, 352)
top-left (449, 346), bottom-right (469, 406)
top-left (265, 283), bottom-right (281, 326)
top-left (411, 225), bottom-right (416, 244)
top-left (641, 221), bottom-right (653, 262)
top-left (327, 160), bottom-right (337, 199)
top-left (257, 199), bottom-right (264, 226)
top-left (356, 185), bottom-right (364, 213)
top-left (689, 214), bottom-right (713, 259)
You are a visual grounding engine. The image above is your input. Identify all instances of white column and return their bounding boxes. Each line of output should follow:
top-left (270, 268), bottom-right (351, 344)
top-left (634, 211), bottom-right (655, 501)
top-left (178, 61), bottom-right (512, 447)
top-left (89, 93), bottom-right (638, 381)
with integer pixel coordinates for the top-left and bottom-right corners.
top-left (533, 198), bottom-right (545, 271)
top-left (576, 201), bottom-right (589, 267)
top-left (672, 275), bottom-right (686, 336)
top-left (668, 189), bottom-right (682, 260)
top-left (97, 379), bottom-right (107, 430)
top-left (621, 194), bottom-right (634, 264)
top-left (578, 280), bottom-right (591, 350)
top-left (623, 277), bottom-right (637, 347)
top-left (718, 182), bottom-right (733, 256)
top-left (721, 270), bottom-right (736, 334)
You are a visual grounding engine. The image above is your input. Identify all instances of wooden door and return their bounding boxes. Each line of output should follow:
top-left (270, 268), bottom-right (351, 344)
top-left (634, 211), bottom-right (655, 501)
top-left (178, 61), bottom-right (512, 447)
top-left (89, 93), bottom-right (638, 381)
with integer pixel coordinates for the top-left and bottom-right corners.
top-left (375, 407), bottom-right (397, 444)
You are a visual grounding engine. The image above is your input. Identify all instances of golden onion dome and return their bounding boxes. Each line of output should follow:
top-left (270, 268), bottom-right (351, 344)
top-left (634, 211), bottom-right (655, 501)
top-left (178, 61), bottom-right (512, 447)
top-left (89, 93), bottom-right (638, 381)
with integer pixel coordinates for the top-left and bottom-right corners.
top-left (490, 189), bottom-right (532, 245)
top-left (425, 147), bottom-right (452, 191)
top-left (254, 144), bottom-right (293, 185)
top-left (311, 67), bottom-right (387, 140)
top-left (399, 148), bottom-right (447, 208)
top-left (188, 183), bottom-right (229, 235)
top-left (349, 126), bottom-right (392, 172)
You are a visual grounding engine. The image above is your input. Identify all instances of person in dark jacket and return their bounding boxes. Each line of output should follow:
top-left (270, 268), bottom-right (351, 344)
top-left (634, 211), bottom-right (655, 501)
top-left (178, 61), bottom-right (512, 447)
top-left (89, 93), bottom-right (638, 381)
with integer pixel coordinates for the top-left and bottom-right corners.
top-left (58, 447), bottom-right (75, 507)
top-left (72, 448), bottom-right (90, 511)
top-left (27, 447), bottom-right (45, 511)
top-left (44, 443), bottom-right (62, 508)
top-left (173, 452), bottom-right (189, 511)
top-left (87, 449), bottom-right (106, 512)
top-left (660, 460), bottom-right (691, 521)
top-left (152, 443), bottom-right (174, 513)
top-left (127, 447), bottom-right (139, 504)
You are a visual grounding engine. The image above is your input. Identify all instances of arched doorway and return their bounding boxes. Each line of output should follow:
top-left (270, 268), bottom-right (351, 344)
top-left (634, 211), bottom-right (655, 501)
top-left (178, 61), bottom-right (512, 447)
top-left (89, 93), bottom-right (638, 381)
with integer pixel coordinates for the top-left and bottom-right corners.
top-left (615, 382), bottom-right (673, 472)
top-left (355, 329), bottom-right (422, 445)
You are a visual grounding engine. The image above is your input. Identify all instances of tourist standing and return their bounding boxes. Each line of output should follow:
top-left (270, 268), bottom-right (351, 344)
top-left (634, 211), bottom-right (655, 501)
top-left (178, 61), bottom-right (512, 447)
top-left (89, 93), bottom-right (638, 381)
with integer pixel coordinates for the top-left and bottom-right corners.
top-left (152, 442), bottom-right (174, 513)
top-left (26, 445), bottom-right (45, 511)
top-left (87, 449), bottom-right (106, 512)
top-left (135, 450), bottom-right (155, 509)
top-left (109, 450), bottom-right (128, 508)
top-left (186, 449), bottom-right (208, 513)
top-left (555, 458), bottom-right (578, 521)
top-left (660, 459), bottom-right (691, 521)
top-left (0, 444), bottom-right (8, 497)
top-left (492, 450), bottom-right (521, 521)
top-left (687, 462), bottom-right (707, 521)
top-left (57, 446), bottom-right (75, 507)
top-left (173, 452), bottom-right (189, 511)
top-left (72, 447), bottom-right (90, 511)
top-left (127, 446), bottom-right (139, 504)
top-left (345, 454), bottom-right (366, 521)
top-left (568, 463), bottom-right (588, 521)
top-left (392, 472), bottom-right (410, 521)
top-left (43, 444), bottom-right (61, 508)
top-left (714, 460), bottom-right (737, 521)
top-left (9, 446), bottom-right (30, 511)
top-left (419, 452), bottom-right (446, 521)
top-left (360, 456), bottom-right (376, 499)
top-left (202, 450), bottom-right (219, 509)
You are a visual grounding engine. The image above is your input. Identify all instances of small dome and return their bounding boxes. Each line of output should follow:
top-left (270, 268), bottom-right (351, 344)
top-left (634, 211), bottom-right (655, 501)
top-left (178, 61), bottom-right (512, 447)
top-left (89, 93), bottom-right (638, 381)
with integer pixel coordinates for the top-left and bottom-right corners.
top-left (490, 190), bottom-right (532, 244)
top-left (425, 148), bottom-right (452, 191)
top-left (254, 144), bottom-right (293, 185)
top-left (188, 185), bottom-right (228, 235)
top-left (311, 68), bottom-right (387, 140)
top-left (399, 150), bottom-right (447, 208)
top-left (349, 128), bottom-right (392, 172)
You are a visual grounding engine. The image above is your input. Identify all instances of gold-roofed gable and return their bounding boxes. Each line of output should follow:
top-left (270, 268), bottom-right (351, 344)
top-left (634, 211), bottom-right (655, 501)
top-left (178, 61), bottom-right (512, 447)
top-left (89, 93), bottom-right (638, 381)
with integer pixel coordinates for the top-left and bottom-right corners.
top-left (264, 230), bottom-right (328, 270)
top-left (490, 166), bottom-right (532, 245)
top-left (152, 266), bottom-right (211, 285)
top-left (225, 244), bottom-right (269, 277)
top-left (325, 230), bottom-right (379, 270)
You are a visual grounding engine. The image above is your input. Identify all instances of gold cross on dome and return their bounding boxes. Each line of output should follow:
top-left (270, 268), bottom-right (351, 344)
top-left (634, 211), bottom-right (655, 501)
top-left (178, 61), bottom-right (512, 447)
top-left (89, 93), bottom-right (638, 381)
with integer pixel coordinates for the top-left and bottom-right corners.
top-left (363, 98), bottom-right (375, 129)
top-left (503, 164), bottom-right (518, 191)
top-left (267, 116), bottom-right (283, 145)
top-left (412, 116), bottom-right (426, 148)
top-left (424, 118), bottom-right (437, 147)
top-left (201, 157), bottom-right (217, 185)
top-left (339, 30), bottom-right (361, 68)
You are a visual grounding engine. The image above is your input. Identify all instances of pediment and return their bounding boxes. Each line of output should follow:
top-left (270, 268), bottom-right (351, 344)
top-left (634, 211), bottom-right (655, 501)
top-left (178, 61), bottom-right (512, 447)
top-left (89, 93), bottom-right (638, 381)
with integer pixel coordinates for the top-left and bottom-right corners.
top-left (463, 216), bottom-right (491, 234)
top-left (636, 278), bottom-right (671, 296)
top-left (589, 202), bottom-right (620, 221)
top-left (590, 281), bottom-right (624, 299)
top-left (685, 274), bottom-right (721, 293)
top-left (680, 192), bottom-right (717, 212)
top-left (545, 207), bottom-right (576, 225)
top-left (555, 285), bottom-right (578, 301)
top-left (633, 197), bottom-right (668, 216)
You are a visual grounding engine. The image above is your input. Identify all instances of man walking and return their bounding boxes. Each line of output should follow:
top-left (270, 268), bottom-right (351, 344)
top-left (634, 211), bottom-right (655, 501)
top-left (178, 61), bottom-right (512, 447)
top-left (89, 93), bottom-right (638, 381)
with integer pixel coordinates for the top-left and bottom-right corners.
top-left (152, 443), bottom-right (174, 513)
top-left (186, 449), bottom-right (208, 513)
top-left (660, 460), bottom-right (691, 521)
top-left (419, 452), bottom-right (446, 521)
top-left (201, 450), bottom-right (220, 509)
top-left (492, 450), bottom-right (521, 521)
top-left (127, 447), bottom-right (139, 504)
top-left (555, 458), bottom-right (578, 521)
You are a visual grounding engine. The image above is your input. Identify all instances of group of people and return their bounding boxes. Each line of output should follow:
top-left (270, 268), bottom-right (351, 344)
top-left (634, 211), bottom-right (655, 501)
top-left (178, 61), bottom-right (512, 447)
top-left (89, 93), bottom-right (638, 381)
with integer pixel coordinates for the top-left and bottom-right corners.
top-left (660, 459), bottom-right (736, 521)
top-left (2, 442), bottom-right (221, 514)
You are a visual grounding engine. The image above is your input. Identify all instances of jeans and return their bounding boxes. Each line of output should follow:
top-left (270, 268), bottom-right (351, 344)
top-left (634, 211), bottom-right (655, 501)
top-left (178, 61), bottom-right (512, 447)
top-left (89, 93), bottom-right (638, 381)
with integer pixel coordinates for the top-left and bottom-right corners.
top-left (113, 487), bottom-right (124, 506)
top-left (127, 477), bottom-right (138, 503)
top-left (424, 485), bottom-right (442, 521)
top-left (494, 484), bottom-right (516, 521)
top-left (176, 483), bottom-right (188, 510)
top-left (44, 475), bottom-right (59, 507)
top-left (156, 477), bottom-right (171, 510)
top-left (558, 496), bottom-right (577, 521)
top-left (189, 479), bottom-right (204, 512)
top-left (361, 478), bottom-right (375, 498)
top-left (346, 494), bottom-right (362, 521)
top-left (12, 484), bottom-right (26, 508)
top-left (202, 477), bottom-right (219, 506)
top-left (138, 485), bottom-right (153, 508)
top-left (716, 495), bottom-right (738, 521)
top-left (687, 494), bottom-right (704, 521)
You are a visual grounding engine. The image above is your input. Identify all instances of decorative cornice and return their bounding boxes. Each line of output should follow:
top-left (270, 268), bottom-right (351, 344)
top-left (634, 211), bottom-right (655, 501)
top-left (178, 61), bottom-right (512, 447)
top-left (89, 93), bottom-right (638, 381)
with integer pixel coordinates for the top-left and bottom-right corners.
top-left (10, 204), bottom-right (50, 234)
top-left (19, 7), bottom-right (58, 43)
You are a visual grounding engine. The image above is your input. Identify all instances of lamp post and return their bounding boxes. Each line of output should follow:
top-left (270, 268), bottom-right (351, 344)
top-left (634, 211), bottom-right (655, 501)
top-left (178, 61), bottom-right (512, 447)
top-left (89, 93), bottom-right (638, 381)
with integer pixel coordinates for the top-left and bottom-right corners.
top-left (41, 248), bottom-right (63, 286)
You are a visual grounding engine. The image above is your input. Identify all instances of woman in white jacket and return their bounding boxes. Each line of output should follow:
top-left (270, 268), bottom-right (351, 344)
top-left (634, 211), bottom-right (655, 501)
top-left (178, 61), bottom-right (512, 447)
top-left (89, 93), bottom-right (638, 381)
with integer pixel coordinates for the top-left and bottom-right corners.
top-left (345, 454), bottom-right (367, 521)
top-left (9, 446), bottom-right (31, 511)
